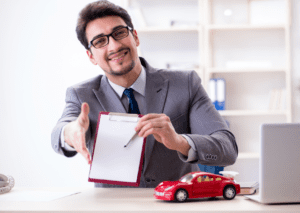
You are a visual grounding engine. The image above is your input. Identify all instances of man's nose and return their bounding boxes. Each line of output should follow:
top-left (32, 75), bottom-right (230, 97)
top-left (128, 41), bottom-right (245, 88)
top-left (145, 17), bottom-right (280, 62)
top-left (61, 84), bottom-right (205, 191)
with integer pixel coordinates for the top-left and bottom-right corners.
top-left (107, 36), bottom-right (122, 52)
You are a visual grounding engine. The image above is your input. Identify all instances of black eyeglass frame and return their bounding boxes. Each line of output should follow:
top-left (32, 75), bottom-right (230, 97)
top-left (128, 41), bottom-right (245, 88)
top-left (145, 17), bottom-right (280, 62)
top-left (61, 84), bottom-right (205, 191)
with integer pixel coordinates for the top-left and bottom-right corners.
top-left (88, 26), bottom-right (133, 49)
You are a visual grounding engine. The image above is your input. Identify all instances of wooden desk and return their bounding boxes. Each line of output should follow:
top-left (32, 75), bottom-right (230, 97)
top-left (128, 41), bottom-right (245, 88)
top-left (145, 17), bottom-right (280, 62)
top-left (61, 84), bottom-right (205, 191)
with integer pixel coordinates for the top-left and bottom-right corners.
top-left (1, 188), bottom-right (300, 213)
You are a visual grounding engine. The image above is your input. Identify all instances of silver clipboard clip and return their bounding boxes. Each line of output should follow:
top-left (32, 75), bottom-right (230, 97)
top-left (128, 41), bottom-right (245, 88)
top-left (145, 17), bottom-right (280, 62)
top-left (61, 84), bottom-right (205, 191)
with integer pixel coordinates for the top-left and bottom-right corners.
top-left (108, 113), bottom-right (139, 123)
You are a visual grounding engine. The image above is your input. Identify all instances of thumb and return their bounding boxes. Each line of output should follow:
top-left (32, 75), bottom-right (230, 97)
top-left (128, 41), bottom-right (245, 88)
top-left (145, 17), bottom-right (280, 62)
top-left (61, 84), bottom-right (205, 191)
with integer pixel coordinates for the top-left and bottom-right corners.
top-left (78, 102), bottom-right (90, 127)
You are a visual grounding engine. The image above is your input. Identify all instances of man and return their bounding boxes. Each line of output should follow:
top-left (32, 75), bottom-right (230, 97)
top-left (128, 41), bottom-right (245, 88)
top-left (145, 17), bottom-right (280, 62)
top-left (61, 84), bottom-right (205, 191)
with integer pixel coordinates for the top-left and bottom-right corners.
top-left (51, 0), bottom-right (238, 188)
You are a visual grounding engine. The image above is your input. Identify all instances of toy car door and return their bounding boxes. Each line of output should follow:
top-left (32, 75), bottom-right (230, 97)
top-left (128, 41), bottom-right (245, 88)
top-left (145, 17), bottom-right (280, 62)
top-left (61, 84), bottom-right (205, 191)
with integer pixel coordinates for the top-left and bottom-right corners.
top-left (191, 175), bottom-right (209, 196)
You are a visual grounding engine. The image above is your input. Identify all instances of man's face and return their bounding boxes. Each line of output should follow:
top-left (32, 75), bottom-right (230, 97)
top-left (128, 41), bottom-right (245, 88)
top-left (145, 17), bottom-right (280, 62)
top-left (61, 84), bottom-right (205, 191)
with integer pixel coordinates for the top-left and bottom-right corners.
top-left (86, 16), bottom-right (140, 76)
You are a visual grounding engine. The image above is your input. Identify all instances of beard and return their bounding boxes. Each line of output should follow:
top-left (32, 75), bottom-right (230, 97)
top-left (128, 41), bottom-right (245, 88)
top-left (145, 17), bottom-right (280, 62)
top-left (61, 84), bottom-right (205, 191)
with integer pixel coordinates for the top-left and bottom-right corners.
top-left (104, 47), bottom-right (136, 76)
top-left (108, 59), bottom-right (135, 76)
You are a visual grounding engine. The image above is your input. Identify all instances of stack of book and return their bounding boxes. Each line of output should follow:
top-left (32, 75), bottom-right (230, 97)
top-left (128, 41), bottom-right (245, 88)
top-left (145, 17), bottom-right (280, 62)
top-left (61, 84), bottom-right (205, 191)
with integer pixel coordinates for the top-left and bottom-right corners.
top-left (237, 182), bottom-right (259, 195)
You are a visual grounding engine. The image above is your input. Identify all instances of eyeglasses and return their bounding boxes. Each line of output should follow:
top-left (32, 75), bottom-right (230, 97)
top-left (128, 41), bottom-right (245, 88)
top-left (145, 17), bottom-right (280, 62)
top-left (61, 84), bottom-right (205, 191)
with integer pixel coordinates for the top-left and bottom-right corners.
top-left (88, 26), bottom-right (133, 49)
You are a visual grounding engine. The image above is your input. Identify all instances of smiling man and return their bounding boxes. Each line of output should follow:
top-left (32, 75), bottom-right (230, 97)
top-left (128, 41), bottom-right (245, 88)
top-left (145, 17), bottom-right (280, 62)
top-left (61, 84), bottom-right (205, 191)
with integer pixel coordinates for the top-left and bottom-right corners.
top-left (51, 0), bottom-right (238, 188)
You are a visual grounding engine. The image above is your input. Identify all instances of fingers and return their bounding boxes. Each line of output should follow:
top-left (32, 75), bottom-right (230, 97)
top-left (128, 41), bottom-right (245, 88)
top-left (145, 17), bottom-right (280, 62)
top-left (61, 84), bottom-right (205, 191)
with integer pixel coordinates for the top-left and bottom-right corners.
top-left (135, 113), bottom-right (182, 151)
top-left (137, 120), bottom-right (164, 138)
top-left (73, 131), bottom-right (92, 164)
top-left (80, 147), bottom-right (92, 165)
top-left (135, 114), bottom-right (171, 138)
top-left (135, 113), bottom-right (170, 133)
top-left (138, 113), bottom-right (167, 123)
top-left (64, 103), bottom-right (91, 164)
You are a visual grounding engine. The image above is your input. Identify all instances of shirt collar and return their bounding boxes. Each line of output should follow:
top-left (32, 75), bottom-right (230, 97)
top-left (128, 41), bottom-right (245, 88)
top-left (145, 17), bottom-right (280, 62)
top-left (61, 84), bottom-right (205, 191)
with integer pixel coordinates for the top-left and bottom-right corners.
top-left (107, 66), bottom-right (146, 98)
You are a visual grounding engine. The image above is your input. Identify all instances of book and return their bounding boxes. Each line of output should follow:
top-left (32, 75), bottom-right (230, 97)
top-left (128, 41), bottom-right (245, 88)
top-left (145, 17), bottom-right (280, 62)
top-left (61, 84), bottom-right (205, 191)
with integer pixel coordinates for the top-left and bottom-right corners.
top-left (237, 182), bottom-right (259, 195)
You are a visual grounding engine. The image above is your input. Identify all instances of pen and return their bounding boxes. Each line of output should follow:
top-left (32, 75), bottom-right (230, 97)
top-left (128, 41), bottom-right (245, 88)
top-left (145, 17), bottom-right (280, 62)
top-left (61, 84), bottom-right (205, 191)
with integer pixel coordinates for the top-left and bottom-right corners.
top-left (124, 132), bottom-right (138, 147)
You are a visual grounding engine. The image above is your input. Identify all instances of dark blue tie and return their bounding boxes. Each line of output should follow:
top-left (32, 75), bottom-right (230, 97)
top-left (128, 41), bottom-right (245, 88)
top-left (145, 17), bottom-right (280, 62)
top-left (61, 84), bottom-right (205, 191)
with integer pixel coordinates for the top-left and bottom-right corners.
top-left (123, 88), bottom-right (140, 114)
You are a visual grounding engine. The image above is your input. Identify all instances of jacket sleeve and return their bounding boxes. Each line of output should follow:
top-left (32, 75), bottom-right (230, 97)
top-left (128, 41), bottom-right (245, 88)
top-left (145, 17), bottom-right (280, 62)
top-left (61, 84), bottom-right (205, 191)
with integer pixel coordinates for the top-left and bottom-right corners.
top-left (51, 86), bottom-right (91, 157)
top-left (180, 71), bottom-right (238, 167)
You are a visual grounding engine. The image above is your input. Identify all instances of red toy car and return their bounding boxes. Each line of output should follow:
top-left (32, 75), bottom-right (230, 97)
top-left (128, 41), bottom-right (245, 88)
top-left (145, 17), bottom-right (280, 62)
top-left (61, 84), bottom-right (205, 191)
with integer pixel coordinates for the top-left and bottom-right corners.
top-left (154, 171), bottom-right (240, 202)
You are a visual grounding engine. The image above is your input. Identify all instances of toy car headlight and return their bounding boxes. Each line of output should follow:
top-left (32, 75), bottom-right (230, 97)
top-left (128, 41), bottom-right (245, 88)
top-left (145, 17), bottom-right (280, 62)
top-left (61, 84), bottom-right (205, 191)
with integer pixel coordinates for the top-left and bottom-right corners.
top-left (165, 186), bottom-right (174, 191)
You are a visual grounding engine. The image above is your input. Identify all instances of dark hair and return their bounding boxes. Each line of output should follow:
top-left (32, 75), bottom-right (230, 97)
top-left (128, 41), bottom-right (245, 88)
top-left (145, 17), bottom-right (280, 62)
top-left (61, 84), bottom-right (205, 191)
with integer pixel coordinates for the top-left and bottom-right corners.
top-left (76, 0), bottom-right (134, 50)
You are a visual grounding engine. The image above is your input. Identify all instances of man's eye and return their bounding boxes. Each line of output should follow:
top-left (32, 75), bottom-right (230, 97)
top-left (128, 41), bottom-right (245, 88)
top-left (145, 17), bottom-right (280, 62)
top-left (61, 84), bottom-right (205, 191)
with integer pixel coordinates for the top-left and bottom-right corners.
top-left (94, 37), bottom-right (106, 45)
top-left (114, 30), bottom-right (126, 37)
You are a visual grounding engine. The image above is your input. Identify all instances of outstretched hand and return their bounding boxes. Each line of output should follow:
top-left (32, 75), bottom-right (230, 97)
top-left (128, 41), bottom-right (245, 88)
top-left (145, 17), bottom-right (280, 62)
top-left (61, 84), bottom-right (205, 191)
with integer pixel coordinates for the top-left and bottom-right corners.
top-left (64, 102), bottom-right (91, 164)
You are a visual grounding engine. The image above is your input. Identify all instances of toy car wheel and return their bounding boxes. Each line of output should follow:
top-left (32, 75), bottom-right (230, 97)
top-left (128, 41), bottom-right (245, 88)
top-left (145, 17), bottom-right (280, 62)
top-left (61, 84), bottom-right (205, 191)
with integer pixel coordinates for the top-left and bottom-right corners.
top-left (223, 185), bottom-right (236, 200)
top-left (175, 189), bottom-right (188, 202)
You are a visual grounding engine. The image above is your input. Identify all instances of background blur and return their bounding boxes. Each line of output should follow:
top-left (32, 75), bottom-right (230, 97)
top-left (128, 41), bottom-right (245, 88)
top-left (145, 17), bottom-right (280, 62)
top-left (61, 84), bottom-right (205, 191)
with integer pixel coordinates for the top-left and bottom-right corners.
top-left (0, 0), bottom-right (299, 188)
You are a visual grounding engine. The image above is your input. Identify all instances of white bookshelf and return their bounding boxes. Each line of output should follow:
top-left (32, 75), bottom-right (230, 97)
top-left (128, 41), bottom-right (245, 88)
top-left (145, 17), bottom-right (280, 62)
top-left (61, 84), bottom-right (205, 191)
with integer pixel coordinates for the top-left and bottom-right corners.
top-left (137, 26), bottom-right (199, 33)
top-left (205, 0), bottom-right (291, 182)
top-left (210, 67), bottom-right (286, 73)
top-left (219, 110), bottom-right (287, 117)
top-left (208, 24), bottom-right (286, 30)
top-left (122, 0), bottom-right (292, 182)
top-left (123, 0), bottom-right (204, 80)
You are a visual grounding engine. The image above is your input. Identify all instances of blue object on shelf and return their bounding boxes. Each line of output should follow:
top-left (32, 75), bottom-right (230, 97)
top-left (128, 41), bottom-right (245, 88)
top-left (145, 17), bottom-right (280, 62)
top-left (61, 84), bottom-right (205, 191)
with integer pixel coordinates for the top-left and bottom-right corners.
top-left (209, 78), bottom-right (226, 111)
top-left (198, 164), bottom-right (224, 175)
top-left (216, 78), bottom-right (225, 110)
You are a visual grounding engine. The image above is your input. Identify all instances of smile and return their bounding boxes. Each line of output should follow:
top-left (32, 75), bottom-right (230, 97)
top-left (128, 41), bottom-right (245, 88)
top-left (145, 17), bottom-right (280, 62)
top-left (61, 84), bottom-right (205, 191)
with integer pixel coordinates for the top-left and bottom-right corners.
top-left (108, 49), bottom-right (129, 62)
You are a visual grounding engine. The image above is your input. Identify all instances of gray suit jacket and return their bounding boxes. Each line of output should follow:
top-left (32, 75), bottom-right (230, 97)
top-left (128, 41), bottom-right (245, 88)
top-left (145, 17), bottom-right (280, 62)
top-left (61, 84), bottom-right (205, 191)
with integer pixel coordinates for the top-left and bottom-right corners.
top-left (51, 57), bottom-right (238, 188)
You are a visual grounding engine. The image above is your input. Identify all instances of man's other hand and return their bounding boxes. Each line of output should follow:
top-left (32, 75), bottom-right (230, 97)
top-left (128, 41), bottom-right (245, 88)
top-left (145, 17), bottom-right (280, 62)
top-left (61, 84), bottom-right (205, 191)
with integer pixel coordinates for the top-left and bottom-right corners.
top-left (135, 113), bottom-right (191, 156)
top-left (64, 102), bottom-right (91, 164)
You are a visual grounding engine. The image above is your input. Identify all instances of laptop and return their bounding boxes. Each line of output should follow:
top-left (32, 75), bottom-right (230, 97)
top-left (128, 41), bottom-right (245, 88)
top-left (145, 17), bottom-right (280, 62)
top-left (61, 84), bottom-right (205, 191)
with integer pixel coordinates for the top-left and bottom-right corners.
top-left (246, 123), bottom-right (300, 204)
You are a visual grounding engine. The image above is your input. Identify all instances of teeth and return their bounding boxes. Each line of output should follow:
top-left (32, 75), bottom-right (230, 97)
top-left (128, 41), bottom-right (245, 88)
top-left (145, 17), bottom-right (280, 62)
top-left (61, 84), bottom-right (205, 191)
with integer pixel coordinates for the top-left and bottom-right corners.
top-left (112, 53), bottom-right (125, 61)
top-left (110, 51), bottom-right (127, 61)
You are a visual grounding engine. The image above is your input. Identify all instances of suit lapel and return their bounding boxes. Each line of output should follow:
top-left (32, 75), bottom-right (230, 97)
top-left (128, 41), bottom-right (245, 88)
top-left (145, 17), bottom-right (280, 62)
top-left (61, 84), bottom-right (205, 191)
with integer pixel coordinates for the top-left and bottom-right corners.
top-left (92, 76), bottom-right (127, 113)
top-left (145, 72), bottom-right (169, 115)
top-left (142, 59), bottom-right (169, 172)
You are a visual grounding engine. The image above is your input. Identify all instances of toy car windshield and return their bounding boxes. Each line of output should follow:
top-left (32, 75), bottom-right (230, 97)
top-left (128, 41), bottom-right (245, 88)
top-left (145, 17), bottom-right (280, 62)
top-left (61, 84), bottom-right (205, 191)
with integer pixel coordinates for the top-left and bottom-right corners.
top-left (179, 173), bottom-right (196, 183)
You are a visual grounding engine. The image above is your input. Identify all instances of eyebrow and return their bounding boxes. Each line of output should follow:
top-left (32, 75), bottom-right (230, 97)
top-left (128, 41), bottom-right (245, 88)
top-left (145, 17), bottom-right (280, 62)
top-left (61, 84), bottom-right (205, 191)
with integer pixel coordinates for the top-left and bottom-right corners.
top-left (90, 25), bottom-right (127, 41)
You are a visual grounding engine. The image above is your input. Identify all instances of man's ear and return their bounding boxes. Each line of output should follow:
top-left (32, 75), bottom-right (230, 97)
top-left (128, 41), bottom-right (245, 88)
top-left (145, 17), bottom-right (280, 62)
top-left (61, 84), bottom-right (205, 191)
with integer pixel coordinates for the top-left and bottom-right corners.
top-left (86, 50), bottom-right (97, 65)
top-left (132, 30), bottom-right (140, 47)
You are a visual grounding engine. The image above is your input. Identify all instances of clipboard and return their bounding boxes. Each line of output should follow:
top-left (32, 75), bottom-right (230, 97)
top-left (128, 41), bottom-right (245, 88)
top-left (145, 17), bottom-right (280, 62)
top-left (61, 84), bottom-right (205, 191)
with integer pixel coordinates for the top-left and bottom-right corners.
top-left (88, 112), bottom-right (146, 187)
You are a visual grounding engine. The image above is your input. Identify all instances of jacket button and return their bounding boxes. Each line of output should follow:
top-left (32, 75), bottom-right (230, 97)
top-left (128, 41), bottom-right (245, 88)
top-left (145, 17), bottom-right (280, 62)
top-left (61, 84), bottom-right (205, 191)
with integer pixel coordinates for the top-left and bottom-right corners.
top-left (145, 178), bottom-right (151, 183)
top-left (207, 154), bottom-right (212, 159)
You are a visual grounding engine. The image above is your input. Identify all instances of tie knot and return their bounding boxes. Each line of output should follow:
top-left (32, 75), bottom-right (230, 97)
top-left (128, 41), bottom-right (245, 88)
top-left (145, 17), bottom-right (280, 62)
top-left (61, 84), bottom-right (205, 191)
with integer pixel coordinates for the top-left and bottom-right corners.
top-left (123, 88), bottom-right (140, 114)
top-left (123, 88), bottom-right (134, 98)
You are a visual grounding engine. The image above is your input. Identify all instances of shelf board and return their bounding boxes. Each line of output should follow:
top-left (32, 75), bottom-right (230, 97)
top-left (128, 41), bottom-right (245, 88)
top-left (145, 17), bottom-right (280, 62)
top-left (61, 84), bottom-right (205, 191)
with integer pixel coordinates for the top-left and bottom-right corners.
top-left (207, 24), bottom-right (286, 31)
top-left (218, 110), bottom-right (287, 117)
top-left (238, 152), bottom-right (260, 159)
top-left (209, 68), bottom-right (286, 74)
top-left (136, 24), bottom-right (286, 32)
top-left (137, 26), bottom-right (199, 33)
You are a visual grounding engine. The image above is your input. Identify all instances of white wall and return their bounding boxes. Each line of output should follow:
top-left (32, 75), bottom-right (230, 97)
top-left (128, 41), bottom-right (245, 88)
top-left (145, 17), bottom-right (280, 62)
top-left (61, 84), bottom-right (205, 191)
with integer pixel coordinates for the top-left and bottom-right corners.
top-left (0, 0), bottom-right (299, 188)
top-left (0, 0), bottom-right (109, 188)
